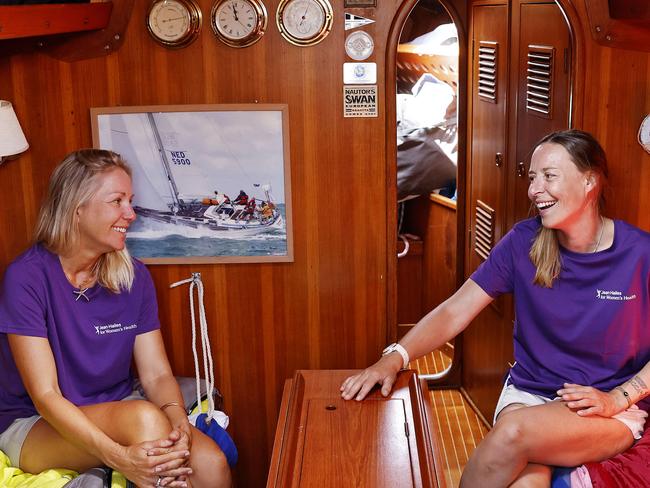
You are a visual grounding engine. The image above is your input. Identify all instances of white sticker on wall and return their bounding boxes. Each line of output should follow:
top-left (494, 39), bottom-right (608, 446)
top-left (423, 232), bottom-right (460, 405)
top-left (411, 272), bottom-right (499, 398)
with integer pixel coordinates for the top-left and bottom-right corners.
top-left (343, 62), bottom-right (376, 84)
top-left (345, 31), bottom-right (374, 60)
top-left (344, 13), bottom-right (375, 31)
top-left (344, 85), bottom-right (378, 118)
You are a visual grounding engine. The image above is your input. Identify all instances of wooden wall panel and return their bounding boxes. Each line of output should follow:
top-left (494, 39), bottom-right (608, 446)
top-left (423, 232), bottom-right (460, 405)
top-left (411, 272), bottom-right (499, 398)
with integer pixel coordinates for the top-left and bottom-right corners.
top-left (0, 1), bottom-right (404, 485)
top-left (566, 0), bottom-right (650, 231)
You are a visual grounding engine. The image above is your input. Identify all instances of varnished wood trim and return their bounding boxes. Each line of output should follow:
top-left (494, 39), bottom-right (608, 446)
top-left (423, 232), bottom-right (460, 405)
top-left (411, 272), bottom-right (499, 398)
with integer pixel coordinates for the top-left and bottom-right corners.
top-left (266, 379), bottom-right (294, 488)
top-left (420, 379), bottom-right (449, 488)
top-left (0, 3), bottom-right (113, 40)
top-left (583, 0), bottom-right (650, 52)
top-left (555, 0), bottom-right (586, 128)
top-left (385, 0), bottom-right (417, 345)
top-left (387, 0), bottom-right (468, 372)
top-left (459, 386), bottom-right (492, 429)
top-left (429, 193), bottom-right (457, 210)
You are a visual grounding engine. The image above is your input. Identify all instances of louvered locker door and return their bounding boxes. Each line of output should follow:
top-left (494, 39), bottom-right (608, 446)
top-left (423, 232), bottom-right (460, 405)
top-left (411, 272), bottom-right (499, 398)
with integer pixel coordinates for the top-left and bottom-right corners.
top-left (462, 2), bottom-right (513, 423)
top-left (510, 1), bottom-right (571, 224)
top-left (467, 4), bottom-right (509, 278)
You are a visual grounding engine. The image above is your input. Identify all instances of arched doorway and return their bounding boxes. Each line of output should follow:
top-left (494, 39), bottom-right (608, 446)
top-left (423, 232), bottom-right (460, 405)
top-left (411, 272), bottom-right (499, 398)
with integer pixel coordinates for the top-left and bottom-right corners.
top-left (387, 0), bottom-right (467, 383)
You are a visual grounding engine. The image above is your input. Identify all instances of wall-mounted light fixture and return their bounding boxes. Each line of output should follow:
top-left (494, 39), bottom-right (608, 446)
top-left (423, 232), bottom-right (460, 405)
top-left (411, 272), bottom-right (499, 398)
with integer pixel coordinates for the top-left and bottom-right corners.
top-left (0, 100), bottom-right (29, 165)
top-left (639, 114), bottom-right (650, 155)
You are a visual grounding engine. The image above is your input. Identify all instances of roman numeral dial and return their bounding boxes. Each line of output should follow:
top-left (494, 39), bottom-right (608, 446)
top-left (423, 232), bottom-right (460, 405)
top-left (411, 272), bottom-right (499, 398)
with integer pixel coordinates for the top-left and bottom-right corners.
top-left (211, 0), bottom-right (268, 48)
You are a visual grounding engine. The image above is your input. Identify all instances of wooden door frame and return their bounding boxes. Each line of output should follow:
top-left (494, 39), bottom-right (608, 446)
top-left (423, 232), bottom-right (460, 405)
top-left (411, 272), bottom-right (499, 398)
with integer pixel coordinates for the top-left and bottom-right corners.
top-left (385, 0), bottom-right (468, 387)
top-left (554, 0), bottom-right (586, 128)
top-left (384, 0), bottom-right (585, 386)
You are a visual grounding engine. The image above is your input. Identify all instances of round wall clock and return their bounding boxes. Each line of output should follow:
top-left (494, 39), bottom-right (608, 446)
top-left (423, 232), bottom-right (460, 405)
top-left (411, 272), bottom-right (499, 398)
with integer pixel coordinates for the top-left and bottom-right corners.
top-left (211, 0), bottom-right (268, 48)
top-left (276, 0), bottom-right (333, 47)
top-left (146, 0), bottom-right (203, 48)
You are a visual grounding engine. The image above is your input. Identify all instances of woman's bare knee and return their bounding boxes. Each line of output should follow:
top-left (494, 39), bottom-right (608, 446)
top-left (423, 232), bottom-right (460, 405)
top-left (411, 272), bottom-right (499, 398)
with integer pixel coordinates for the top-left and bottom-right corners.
top-left (83, 400), bottom-right (172, 445)
top-left (122, 400), bottom-right (172, 443)
top-left (189, 429), bottom-right (232, 488)
top-left (485, 414), bottom-right (529, 458)
top-left (190, 449), bottom-right (231, 488)
top-left (461, 414), bottom-right (531, 486)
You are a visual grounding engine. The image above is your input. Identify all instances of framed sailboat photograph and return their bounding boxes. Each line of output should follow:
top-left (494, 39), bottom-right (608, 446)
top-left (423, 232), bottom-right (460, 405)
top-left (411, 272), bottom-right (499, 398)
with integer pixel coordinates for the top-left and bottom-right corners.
top-left (91, 104), bottom-right (293, 264)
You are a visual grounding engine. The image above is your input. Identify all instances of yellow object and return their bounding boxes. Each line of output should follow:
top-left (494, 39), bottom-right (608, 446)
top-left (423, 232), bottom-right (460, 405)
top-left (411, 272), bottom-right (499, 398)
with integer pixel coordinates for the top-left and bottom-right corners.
top-left (189, 398), bottom-right (210, 416)
top-left (0, 450), bottom-right (129, 487)
top-left (0, 451), bottom-right (77, 487)
top-left (110, 471), bottom-right (128, 488)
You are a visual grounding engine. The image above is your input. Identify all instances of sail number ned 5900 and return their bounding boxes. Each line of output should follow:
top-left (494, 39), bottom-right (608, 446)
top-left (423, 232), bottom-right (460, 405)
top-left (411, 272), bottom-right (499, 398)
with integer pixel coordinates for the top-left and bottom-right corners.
top-left (170, 151), bottom-right (192, 165)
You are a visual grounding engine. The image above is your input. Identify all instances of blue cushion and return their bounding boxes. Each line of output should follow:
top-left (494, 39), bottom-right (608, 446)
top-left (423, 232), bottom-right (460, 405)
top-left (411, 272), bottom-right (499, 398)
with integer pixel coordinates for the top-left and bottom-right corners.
top-left (195, 413), bottom-right (238, 467)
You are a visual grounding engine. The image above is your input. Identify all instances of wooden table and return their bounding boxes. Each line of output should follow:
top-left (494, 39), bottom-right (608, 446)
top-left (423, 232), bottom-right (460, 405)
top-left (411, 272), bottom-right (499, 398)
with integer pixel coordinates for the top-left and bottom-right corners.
top-left (267, 370), bottom-right (446, 488)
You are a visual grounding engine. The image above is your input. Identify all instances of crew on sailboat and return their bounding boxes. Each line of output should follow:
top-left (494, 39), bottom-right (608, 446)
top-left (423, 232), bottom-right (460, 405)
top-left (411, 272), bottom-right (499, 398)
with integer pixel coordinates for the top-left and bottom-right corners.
top-left (233, 191), bottom-right (249, 206)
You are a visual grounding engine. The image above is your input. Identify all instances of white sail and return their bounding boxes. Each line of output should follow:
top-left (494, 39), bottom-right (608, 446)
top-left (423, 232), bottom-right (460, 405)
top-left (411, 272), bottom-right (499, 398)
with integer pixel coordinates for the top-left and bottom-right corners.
top-left (97, 113), bottom-right (172, 211)
top-left (150, 112), bottom-right (219, 201)
top-left (98, 109), bottom-right (286, 207)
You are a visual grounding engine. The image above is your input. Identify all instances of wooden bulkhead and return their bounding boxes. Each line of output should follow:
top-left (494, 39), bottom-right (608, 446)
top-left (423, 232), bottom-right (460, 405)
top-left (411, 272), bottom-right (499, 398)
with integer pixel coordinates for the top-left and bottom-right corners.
top-left (1, 0), bottom-right (649, 485)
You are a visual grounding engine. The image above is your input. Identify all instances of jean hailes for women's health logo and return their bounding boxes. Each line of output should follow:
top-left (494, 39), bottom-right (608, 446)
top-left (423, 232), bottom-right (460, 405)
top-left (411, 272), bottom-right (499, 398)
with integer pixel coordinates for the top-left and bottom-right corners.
top-left (93, 322), bottom-right (138, 335)
top-left (596, 289), bottom-right (637, 301)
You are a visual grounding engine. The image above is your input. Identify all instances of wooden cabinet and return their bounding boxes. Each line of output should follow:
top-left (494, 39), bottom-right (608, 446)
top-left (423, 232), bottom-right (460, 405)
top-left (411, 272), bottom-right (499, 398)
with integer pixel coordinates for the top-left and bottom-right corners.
top-left (0, 3), bottom-right (113, 40)
top-left (462, 0), bottom-right (572, 422)
top-left (267, 370), bottom-right (445, 488)
top-left (0, 1), bottom-right (133, 61)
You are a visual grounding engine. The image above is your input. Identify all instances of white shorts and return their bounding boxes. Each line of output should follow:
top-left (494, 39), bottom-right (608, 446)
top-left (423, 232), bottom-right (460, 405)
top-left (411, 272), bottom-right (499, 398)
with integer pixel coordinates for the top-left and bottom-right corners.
top-left (0, 390), bottom-right (148, 468)
top-left (0, 415), bottom-right (41, 467)
top-left (494, 381), bottom-right (648, 440)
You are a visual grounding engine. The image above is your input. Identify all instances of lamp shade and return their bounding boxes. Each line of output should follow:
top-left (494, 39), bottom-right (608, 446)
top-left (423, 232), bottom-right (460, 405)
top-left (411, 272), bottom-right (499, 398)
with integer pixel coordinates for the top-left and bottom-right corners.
top-left (0, 101), bottom-right (29, 158)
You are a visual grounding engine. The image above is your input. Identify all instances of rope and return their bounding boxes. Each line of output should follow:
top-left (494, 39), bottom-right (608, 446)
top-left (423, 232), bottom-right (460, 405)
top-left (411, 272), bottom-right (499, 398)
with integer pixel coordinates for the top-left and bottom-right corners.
top-left (397, 234), bottom-right (410, 258)
top-left (170, 273), bottom-right (215, 423)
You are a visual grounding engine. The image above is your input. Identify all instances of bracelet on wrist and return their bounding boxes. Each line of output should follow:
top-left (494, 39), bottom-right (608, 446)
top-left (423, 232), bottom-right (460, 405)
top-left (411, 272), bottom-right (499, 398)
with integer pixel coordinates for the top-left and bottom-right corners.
top-left (615, 386), bottom-right (633, 408)
top-left (160, 401), bottom-right (185, 412)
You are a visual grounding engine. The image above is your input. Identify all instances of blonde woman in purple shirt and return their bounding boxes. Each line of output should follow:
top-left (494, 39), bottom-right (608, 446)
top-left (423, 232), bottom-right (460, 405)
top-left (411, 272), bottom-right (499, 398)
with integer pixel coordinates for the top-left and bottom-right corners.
top-left (341, 130), bottom-right (650, 487)
top-left (0, 150), bottom-right (230, 488)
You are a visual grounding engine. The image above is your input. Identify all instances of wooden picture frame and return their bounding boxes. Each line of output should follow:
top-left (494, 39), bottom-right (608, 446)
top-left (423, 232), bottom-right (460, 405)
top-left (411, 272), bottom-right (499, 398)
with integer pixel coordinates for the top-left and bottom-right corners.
top-left (91, 104), bottom-right (293, 264)
top-left (344, 0), bottom-right (376, 8)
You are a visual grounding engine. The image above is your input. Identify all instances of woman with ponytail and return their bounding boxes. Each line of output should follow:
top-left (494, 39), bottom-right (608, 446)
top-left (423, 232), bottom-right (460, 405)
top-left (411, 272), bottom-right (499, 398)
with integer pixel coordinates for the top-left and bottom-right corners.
top-left (0, 150), bottom-right (231, 487)
top-left (342, 130), bottom-right (650, 486)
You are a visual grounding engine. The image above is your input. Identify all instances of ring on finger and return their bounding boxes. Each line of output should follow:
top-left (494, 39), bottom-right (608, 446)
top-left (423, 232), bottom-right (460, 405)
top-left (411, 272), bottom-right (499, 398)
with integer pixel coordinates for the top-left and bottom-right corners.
top-left (156, 476), bottom-right (162, 487)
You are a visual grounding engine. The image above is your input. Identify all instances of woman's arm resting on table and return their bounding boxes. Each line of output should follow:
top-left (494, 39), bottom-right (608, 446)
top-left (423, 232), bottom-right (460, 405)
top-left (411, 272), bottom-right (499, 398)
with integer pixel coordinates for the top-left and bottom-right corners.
top-left (7, 334), bottom-right (188, 485)
top-left (340, 279), bottom-right (494, 401)
top-left (558, 362), bottom-right (650, 417)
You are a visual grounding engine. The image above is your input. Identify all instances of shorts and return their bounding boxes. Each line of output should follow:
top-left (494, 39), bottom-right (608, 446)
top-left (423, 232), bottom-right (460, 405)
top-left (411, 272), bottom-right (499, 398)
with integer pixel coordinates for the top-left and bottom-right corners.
top-left (494, 381), bottom-right (648, 440)
top-left (0, 415), bottom-right (40, 467)
top-left (0, 390), bottom-right (148, 468)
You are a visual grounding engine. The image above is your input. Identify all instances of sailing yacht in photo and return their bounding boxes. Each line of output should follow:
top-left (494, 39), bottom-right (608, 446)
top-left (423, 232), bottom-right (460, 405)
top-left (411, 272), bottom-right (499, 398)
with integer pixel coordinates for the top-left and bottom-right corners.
top-left (104, 112), bottom-right (283, 235)
top-left (95, 108), bottom-right (290, 259)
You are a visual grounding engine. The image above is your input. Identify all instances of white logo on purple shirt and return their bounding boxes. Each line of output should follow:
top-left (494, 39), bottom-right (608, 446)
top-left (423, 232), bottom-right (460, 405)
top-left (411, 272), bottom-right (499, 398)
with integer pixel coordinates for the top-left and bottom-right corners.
top-left (94, 323), bottom-right (138, 335)
top-left (596, 289), bottom-right (637, 301)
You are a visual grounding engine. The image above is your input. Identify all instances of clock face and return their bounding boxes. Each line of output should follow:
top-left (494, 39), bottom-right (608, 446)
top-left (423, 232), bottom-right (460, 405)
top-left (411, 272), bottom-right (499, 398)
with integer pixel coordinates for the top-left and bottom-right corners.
top-left (277, 0), bottom-right (332, 46)
top-left (147, 0), bottom-right (202, 48)
top-left (211, 0), bottom-right (267, 47)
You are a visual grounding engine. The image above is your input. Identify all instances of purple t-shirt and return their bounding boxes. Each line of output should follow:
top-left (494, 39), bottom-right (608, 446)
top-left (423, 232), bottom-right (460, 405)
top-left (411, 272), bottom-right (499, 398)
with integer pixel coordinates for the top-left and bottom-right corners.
top-left (471, 218), bottom-right (650, 410)
top-left (0, 244), bottom-right (160, 432)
